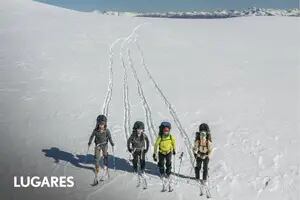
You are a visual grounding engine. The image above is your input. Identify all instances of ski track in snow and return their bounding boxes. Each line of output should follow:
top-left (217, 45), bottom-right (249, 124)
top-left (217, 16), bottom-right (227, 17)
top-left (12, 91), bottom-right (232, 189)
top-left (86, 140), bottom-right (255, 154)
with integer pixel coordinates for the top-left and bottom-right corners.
top-left (119, 24), bottom-right (147, 142)
top-left (120, 36), bottom-right (132, 142)
top-left (82, 24), bottom-right (297, 200)
top-left (126, 41), bottom-right (157, 146)
top-left (102, 38), bottom-right (123, 117)
top-left (134, 38), bottom-right (195, 167)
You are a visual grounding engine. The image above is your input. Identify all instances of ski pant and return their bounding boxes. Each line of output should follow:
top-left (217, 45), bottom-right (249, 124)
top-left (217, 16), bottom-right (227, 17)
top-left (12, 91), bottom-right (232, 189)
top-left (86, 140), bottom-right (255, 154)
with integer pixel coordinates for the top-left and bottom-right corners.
top-left (158, 152), bottom-right (172, 177)
top-left (132, 150), bottom-right (146, 172)
top-left (195, 156), bottom-right (209, 180)
top-left (94, 144), bottom-right (108, 170)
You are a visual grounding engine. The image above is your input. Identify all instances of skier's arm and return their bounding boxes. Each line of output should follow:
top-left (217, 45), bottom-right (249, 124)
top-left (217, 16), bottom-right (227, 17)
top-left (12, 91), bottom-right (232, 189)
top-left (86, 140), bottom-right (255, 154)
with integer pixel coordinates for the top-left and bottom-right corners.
top-left (153, 137), bottom-right (161, 155)
top-left (127, 135), bottom-right (133, 152)
top-left (207, 141), bottom-right (213, 158)
top-left (107, 129), bottom-right (114, 146)
top-left (193, 140), bottom-right (199, 154)
top-left (88, 130), bottom-right (95, 146)
top-left (171, 136), bottom-right (176, 153)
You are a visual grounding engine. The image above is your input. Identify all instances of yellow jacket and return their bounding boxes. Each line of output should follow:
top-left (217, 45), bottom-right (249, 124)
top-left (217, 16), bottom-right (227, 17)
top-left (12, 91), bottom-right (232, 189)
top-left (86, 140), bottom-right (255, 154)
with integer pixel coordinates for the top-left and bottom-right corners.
top-left (154, 134), bottom-right (176, 155)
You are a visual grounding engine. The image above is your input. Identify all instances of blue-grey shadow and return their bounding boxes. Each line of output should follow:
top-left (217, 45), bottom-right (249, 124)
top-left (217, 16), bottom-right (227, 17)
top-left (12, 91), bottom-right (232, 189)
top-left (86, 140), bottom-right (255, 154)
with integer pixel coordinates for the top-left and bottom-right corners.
top-left (42, 147), bottom-right (160, 176)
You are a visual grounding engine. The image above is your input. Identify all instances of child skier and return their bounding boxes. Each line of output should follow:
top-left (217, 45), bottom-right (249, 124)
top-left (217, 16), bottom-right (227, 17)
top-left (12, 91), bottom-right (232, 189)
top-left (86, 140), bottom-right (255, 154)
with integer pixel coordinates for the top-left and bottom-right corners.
top-left (88, 115), bottom-right (114, 184)
top-left (153, 121), bottom-right (176, 191)
top-left (127, 121), bottom-right (149, 189)
top-left (127, 121), bottom-right (150, 173)
top-left (193, 123), bottom-right (212, 185)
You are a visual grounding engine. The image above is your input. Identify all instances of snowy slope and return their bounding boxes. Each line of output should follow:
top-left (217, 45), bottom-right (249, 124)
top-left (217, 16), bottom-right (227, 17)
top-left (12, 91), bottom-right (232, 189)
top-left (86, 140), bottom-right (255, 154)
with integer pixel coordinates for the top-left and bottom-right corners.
top-left (0, 0), bottom-right (299, 200)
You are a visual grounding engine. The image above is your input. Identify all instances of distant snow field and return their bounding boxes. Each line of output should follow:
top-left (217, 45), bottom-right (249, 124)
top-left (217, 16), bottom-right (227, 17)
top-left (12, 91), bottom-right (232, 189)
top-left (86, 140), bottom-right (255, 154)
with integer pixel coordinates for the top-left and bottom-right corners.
top-left (0, 0), bottom-right (299, 200)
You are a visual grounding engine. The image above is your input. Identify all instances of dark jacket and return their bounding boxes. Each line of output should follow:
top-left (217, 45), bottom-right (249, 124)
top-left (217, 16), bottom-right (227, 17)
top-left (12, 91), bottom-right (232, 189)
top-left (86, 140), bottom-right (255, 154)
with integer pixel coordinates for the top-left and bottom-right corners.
top-left (89, 129), bottom-right (114, 146)
top-left (127, 132), bottom-right (149, 152)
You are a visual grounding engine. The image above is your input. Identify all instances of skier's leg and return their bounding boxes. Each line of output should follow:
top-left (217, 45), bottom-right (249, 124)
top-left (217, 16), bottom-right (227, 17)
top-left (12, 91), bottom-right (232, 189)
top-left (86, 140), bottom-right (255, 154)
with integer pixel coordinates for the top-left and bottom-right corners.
top-left (198, 158), bottom-right (203, 181)
top-left (158, 152), bottom-right (168, 191)
top-left (102, 145), bottom-right (109, 168)
top-left (158, 152), bottom-right (166, 176)
top-left (203, 157), bottom-right (209, 181)
top-left (194, 157), bottom-right (200, 180)
top-left (194, 167), bottom-right (200, 180)
top-left (93, 146), bottom-right (101, 184)
top-left (164, 152), bottom-right (173, 191)
top-left (132, 151), bottom-right (138, 173)
top-left (136, 154), bottom-right (141, 187)
top-left (139, 151), bottom-right (147, 189)
top-left (94, 147), bottom-right (101, 174)
top-left (140, 152), bottom-right (146, 172)
top-left (102, 145), bottom-right (110, 179)
top-left (165, 152), bottom-right (172, 177)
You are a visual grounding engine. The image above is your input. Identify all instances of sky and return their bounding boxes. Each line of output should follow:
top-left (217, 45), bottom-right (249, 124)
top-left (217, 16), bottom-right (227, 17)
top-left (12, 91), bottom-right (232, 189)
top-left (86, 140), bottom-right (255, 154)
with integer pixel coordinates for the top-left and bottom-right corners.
top-left (35, 0), bottom-right (299, 12)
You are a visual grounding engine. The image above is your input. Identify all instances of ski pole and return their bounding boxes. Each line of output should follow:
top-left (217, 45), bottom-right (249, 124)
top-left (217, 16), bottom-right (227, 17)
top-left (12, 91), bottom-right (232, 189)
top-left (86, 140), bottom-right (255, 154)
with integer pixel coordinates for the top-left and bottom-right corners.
top-left (176, 152), bottom-right (184, 184)
top-left (206, 169), bottom-right (212, 198)
top-left (173, 153), bottom-right (176, 177)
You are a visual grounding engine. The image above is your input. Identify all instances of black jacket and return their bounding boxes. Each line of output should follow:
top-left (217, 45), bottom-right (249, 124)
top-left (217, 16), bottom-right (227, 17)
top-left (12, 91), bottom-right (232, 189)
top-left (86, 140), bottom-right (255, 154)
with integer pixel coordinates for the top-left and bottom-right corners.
top-left (127, 132), bottom-right (149, 152)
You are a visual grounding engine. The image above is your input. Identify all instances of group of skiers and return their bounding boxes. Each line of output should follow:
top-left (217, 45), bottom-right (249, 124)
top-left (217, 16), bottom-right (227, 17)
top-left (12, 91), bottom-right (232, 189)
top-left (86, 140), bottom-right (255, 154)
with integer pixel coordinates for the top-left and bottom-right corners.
top-left (88, 114), bottom-right (213, 188)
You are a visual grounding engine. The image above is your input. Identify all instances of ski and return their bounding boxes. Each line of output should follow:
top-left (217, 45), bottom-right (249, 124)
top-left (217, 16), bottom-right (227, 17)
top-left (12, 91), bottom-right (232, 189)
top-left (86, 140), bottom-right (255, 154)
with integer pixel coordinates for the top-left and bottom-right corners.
top-left (136, 172), bottom-right (141, 187)
top-left (161, 176), bottom-right (167, 192)
top-left (168, 176), bottom-right (173, 192)
top-left (199, 180), bottom-right (204, 196)
top-left (204, 185), bottom-right (212, 198)
top-left (199, 180), bottom-right (212, 198)
top-left (141, 173), bottom-right (148, 189)
top-left (90, 168), bottom-right (110, 187)
top-left (137, 172), bottom-right (148, 189)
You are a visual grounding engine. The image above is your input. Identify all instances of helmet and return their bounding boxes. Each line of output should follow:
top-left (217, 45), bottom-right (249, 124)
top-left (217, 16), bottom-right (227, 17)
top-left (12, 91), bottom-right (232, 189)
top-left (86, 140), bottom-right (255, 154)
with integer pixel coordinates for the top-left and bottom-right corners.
top-left (160, 121), bottom-right (171, 129)
top-left (96, 115), bottom-right (107, 124)
top-left (199, 123), bottom-right (209, 133)
top-left (133, 121), bottom-right (145, 130)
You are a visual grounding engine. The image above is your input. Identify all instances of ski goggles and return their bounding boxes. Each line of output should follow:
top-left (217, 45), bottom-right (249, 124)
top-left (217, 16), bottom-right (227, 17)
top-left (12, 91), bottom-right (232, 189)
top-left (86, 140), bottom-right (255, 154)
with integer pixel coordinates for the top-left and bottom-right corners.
top-left (200, 131), bottom-right (207, 138)
top-left (161, 121), bottom-right (171, 128)
top-left (137, 129), bottom-right (144, 134)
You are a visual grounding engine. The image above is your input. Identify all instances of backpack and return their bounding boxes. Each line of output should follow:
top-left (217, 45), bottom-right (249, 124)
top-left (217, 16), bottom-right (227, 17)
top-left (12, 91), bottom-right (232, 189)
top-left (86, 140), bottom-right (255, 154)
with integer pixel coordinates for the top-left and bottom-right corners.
top-left (195, 131), bottom-right (212, 142)
top-left (195, 133), bottom-right (210, 154)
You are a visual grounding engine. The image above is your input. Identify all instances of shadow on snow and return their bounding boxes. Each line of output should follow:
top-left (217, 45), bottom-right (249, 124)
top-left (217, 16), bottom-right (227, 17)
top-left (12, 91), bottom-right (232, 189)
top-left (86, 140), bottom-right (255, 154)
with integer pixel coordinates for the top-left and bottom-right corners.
top-left (42, 147), bottom-right (160, 176)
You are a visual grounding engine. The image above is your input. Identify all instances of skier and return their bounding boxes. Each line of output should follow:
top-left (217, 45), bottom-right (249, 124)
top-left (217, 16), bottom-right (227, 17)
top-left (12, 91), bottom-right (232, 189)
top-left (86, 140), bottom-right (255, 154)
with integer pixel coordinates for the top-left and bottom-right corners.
top-left (193, 123), bottom-right (212, 186)
top-left (127, 121), bottom-right (149, 189)
top-left (88, 115), bottom-right (114, 184)
top-left (153, 121), bottom-right (176, 191)
top-left (127, 121), bottom-right (150, 173)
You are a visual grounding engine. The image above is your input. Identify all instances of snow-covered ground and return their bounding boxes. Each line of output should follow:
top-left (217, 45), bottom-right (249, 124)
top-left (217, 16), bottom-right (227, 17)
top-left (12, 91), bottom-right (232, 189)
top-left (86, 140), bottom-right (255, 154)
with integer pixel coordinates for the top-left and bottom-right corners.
top-left (0, 0), bottom-right (299, 200)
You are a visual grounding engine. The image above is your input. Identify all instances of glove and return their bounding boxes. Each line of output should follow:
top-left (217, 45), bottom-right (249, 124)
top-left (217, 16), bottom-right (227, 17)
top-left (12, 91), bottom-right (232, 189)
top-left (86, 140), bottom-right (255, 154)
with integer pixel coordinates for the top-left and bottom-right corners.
top-left (172, 150), bottom-right (176, 155)
top-left (88, 141), bottom-right (91, 146)
top-left (128, 148), bottom-right (133, 153)
top-left (153, 153), bottom-right (157, 162)
top-left (194, 153), bottom-right (198, 158)
top-left (143, 149), bottom-right (148, 154)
